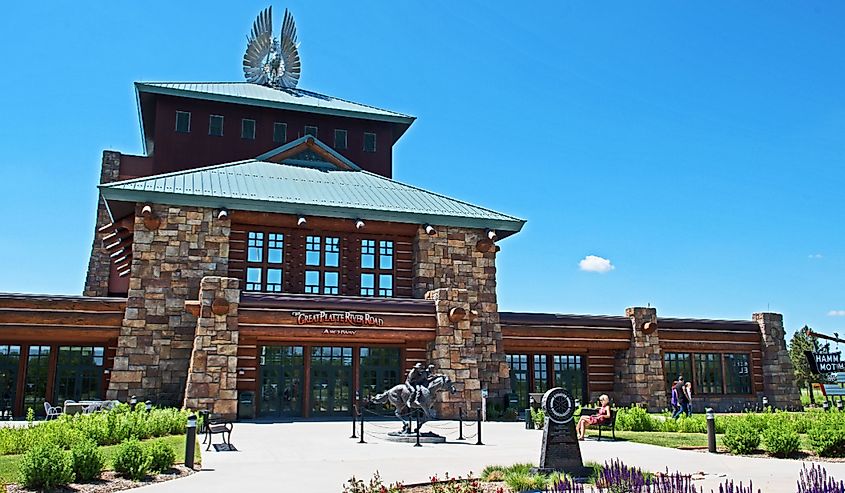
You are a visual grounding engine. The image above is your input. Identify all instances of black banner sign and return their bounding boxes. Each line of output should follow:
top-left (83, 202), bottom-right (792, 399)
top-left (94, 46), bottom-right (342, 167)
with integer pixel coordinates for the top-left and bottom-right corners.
top-left (805, 350), bottom-right (845, 374)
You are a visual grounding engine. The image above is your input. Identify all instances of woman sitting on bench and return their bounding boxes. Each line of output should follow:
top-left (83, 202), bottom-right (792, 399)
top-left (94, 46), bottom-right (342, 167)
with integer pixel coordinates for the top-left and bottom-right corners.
top-left (576, 394), bottom-right (611, 440)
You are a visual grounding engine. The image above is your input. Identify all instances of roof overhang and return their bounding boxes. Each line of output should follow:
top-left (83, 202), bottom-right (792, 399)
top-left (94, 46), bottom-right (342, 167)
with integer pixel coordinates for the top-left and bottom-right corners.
top-left (99, 186), bottom-right (524, 239)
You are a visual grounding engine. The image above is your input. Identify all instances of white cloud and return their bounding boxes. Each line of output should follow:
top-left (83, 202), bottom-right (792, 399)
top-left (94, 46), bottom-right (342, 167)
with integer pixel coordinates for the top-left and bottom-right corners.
top-left (808, 254), bottom-right (823, 259)
top-left (829, 310), bottom-right (845, 317)
top-left (579, 255), bottom-right (615, 273)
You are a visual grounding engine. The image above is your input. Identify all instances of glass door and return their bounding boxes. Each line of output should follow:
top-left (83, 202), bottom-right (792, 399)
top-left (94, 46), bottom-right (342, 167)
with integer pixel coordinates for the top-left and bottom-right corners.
top-left (23, 346), bottom-right (50, 416)
top-left (359, 347), bottom-right (401, 411)
top-left (259, 346), bottom-right (304, 418)
top-left (310, 346), bottom-right (352, 415)
top-left (0, 346), bottom-right (20, 417)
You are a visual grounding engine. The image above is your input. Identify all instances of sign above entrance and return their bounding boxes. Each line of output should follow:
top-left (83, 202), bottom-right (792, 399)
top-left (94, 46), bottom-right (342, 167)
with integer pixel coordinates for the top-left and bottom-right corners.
top-left (292, 311), bottom-right (385, 327)
top-left (805, 351), bottom-right (845, 374)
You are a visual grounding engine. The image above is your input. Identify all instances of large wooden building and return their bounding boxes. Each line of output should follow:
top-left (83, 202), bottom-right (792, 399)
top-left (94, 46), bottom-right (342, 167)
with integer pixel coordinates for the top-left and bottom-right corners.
top-left (0, 76), bottom-right (801, 420)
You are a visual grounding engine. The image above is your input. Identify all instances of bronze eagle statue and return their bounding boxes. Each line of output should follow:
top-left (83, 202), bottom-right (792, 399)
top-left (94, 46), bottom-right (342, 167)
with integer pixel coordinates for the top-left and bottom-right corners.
top-left (243, 7), bottom-right (301, 89)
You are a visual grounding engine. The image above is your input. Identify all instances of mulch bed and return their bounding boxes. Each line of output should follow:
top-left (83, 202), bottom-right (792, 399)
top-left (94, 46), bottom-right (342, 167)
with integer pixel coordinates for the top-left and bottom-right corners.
top-left (401, 481), bottom-right (509, 493)
top-left (7, 465), bottom-right (195, 493)
top-left (690, 448), bottom-right (845, 463)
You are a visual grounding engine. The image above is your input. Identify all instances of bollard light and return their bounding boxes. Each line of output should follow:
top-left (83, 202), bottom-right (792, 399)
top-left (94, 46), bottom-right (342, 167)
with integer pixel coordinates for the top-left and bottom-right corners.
top-left (705, 408), bottom-right (717, 453)
top-left (762, 396), bottom-right (769, 409)
top-left (129, 395), bottom-right (137, 407)
top-left (824, 400), bottom-right (831, 412)
top-left (185, 414), bottom-right (197, 469)
top-left (837, 400), bottom-right (844, 411)
top-left (145, 400), bottom-right (152, 412)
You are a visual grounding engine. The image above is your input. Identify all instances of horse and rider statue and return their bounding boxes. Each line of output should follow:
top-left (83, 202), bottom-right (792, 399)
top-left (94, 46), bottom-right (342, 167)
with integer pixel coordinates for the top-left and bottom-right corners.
top-left (371, 363), bottom-right (456, 435)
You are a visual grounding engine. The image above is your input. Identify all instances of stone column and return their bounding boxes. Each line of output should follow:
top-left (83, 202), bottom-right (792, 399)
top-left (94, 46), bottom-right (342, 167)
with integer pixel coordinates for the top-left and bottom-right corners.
top-left (184, 277), bottom-right (240, 419)
top-left (413, 227), bottom-right (509, 408)
top-left (614, 307), bottom-right (666, 410)
top-left (426, 288), bottom-right (479, 418)
top-left (83, 151), bottom-right (121, 297)
top-left (107, 204), bottom-right (230, 404)
top-left (754, 312), bottom-right (801, 410)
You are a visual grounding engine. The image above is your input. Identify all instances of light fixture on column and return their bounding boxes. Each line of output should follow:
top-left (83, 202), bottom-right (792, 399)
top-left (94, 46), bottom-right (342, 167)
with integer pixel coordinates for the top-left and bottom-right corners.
top-left (424, 224), bottom-right (437, 235)
top-left (297, 216), bottom-right (307, 226)
top-left (486, 229), bottom-right (498, 241)
top-left (355, 219), bottom-right (365, 230)
top-left (217, 208), bottom-right (229, 220)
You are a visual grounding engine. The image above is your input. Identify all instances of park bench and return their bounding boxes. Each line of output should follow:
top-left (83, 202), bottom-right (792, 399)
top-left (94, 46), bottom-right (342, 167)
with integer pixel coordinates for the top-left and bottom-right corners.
top-left (580, 407), bottom-right (617, 441)
top-left (200, 411), bottom-right (234, 451)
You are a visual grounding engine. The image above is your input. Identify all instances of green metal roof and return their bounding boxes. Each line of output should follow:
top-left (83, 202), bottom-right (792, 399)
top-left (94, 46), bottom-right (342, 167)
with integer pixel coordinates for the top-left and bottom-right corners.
top-left (99, 149), bottom-right (525, 235)
top-left (136, 82), bottom-right (416, 124)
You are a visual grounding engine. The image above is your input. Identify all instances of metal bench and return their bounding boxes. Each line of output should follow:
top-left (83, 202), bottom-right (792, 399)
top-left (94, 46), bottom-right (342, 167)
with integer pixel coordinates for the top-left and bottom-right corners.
top-left (820, 384), bottom-right (845, 397)
top-left (200, 411), bottom-right (234, 451)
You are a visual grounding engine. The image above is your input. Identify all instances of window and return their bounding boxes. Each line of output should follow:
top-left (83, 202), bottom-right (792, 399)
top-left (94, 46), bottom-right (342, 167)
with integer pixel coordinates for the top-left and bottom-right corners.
top-left (360, 239), bottom-right (393, 297)
top-left (507, 354), bottom-right (529, 410)
top-left (209, 115), bottom-right (224, 136)
top-left (55, 346), bottom-right (104, 404)
top-left (334, 129), bottom-right (348, 150)
top-left (724, 353), bottom-right (751, 394)
top-left (244, 231), bottom-right (284, 292)
top-left (694, 353), bottom-right (724, 394)
top-left (23, 346), bottom-right (50, 415)
top-left (273, 122), bottom-right (287, 144)
top-left (552, 355), bottom-right (583, 403)
top-left (241, 119), bottom-right (256, 139)
top-left (0, 346), bottom-right (20, 414)
top-left (175, 111), bottom-right (191, 133)
top-left (305, 236), bottom-right (340, 294)
top-left (533, 355), bottom-right (548, 393)
top-left (304, 125), bottom-right (318, 137)
top-left (363, 132), bottom-right (377, 152)
top-left (664, 352), bottom-right (692, 391)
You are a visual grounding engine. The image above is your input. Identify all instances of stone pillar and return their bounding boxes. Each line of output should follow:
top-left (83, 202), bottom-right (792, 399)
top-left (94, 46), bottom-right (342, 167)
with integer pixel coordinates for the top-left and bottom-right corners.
top-left (426, 288), bottom-right (477, 418)
top-left (754, 312), bottom-right (801, 410)
top-left (614, 307), bottom-right (666, 410)
top-left (184, 277), bottom-right (240, 418)
top-left (413, 226), bottom-right (509, 407)
top-left (107, 204), bottom-right (230, 405)
top-left (83, 151), bottom-right (121, 297)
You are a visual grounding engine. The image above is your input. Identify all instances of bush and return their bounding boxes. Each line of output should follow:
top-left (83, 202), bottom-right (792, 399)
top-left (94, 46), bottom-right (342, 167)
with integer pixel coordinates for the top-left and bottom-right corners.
top-left (614, 406), bottom-right (657, 432)
top-left (19, 442), bottom-right (74, 490)
top-left (763, 418), bottom-right (800, 458)
top-left (112, 438), bottom-right (151, 480)
top-left (723, 418), bottom-right (761, 455)
top-left (70, 439), bottom-right (105, 482)
top-left (808, 414), bottom-right (845, 457)
top-left (530, 408), bottom-right (546, 429)
top-left (504, 471), bottom-right (548, 492)
top-left (481, 465), bottom-right (505, 482)
top-left (147, 440), bottom-right (176, 472)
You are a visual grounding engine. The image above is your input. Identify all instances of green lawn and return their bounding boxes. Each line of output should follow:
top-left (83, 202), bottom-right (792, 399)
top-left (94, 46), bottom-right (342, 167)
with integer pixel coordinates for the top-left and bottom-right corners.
top-left (0, 435), bottom-right (200, 485)
top-left (587, 430), bottom-right (813, 453)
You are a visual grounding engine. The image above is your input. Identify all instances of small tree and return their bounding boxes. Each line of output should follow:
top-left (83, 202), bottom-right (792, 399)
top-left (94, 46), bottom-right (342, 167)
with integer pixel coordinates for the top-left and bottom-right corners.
top-left (789, 326), bottom-right (831, 405)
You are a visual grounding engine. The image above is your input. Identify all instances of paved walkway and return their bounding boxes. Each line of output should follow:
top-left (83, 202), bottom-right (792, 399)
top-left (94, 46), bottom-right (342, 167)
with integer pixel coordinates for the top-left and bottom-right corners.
top-left (135, 420), bottom-right (845, 492)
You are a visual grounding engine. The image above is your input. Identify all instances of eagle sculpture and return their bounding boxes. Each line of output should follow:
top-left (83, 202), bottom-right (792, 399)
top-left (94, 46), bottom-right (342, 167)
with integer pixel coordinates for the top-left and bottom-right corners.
top-left (243, 7), bottom-right (301, 89)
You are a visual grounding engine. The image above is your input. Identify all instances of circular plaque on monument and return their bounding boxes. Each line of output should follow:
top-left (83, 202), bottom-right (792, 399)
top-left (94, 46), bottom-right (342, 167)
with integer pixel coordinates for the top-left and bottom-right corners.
top-left (542, 387), bottom-right (576, 424)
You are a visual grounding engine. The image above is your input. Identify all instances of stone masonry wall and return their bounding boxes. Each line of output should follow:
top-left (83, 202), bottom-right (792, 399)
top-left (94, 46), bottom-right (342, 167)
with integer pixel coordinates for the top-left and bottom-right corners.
top-left (614, 307), bottom-right (667, 410)
top-left (83, 151), bottom-right (121, 297)
top-left (184, 276), bottom-right (240, 418)
top-left (414, 226), bottom-right (509, 414)
top-left (107, 204), bottom-right (230, 405)
top-left (754, 312), bottom-right (802, 410)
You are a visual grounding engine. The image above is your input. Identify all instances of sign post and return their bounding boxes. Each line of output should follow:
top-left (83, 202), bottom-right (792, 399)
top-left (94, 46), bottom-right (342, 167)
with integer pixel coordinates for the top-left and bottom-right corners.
top-left (535, 387), bottom-right (586, 476)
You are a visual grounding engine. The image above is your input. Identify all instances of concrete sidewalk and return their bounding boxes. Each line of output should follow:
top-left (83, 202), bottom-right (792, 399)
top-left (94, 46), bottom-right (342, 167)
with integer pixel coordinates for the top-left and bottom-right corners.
top-left (135, 421), bottom-right (845, 492)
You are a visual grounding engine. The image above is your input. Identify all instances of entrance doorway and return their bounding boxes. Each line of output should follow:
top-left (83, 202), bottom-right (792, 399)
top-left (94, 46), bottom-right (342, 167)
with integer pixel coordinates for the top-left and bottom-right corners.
top-left (309, 346), bottom-right (353, 415)
top-left (259, 346), bottom-right (304, 418)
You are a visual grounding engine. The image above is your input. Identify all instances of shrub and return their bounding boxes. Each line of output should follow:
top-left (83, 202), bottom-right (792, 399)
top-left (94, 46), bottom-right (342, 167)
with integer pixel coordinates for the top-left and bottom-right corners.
top-left (18, 442), bottom-right (74, 490)
top-left (70, 439), bottom-right (105, 482)
top-left (676, 415), bottom-right (707, 433)
top-left (342, 471), bottom-right (403, 493)
top-left (502, 407), bottom-right (519, 421)
top-left (112, 438), bottom-right (151, 480)
top-left (615, 406), bottom-right (657, 432)
top-left (809, 414), bottom-right (845, 458)
top-left (530, 408), bottom-right (546, 429)
top-left (723, 418), bottom-right (761, 455)
top-left (480, 465), bottom-right (505, 482)
top-left (503, 471), bottom-right (547, 492)
top-left (763, 418), bottom-right (800, 458)
top-left (147, 440), bottom-right (176, 472)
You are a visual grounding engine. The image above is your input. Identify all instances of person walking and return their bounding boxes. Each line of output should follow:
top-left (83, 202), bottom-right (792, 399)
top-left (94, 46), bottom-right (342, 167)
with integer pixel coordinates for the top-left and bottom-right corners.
top-left (683, 382), bottom-right (693, 417)
top-left (670, 380), bottom-right (680, 417)
top-left (672, 376), bottom-right (690, 419)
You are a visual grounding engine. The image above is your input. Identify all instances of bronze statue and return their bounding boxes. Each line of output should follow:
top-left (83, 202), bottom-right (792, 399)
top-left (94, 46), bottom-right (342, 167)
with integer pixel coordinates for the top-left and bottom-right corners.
top-left (371, 363), bottom-right (456, 435)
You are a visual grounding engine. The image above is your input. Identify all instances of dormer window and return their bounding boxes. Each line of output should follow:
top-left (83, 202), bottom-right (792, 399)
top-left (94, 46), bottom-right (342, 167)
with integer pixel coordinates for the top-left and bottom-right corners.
top-left (273, 122), bottom-right (287, 143)
top-left (209, 115), bottom-right (224, 136)
top-left (334, 129), bottom-right (348, 150)
top-left (363, 132), bottom-right (376, 152)
top-left (241, 119), bottom-right (256, 140)
top-left (304, 125), bottom-right (318, 137)
top-left (175, 111), bottom-right (191, 133)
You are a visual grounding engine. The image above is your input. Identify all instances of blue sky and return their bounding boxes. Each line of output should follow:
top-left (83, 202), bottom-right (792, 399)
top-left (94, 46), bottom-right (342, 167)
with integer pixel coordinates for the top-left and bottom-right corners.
top-left (0, 1), bottom-right (842, 336)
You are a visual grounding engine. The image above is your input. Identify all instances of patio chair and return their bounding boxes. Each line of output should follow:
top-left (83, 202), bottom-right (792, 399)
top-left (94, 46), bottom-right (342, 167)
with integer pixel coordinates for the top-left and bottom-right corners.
top-left (44, 402), bottom-right (63, 420)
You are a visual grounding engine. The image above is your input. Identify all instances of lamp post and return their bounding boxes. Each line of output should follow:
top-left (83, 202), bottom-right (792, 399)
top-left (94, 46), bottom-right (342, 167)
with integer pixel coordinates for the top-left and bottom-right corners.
top-left (185, 414), bottom-right (197, 469)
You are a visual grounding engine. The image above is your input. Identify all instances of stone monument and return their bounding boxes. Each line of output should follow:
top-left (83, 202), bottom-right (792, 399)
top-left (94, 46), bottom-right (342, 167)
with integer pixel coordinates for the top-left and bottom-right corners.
top-left (537, 387), bottom-right (586, 474)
